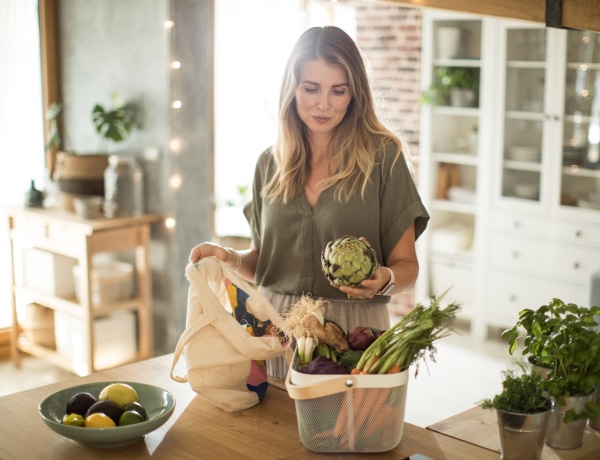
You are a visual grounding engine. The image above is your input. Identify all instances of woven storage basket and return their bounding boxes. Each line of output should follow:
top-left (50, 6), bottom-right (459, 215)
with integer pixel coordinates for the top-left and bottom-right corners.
top-left (285, 352), bottom-right (408, 453)
top-left (55, 152), bottom-right (109, 180)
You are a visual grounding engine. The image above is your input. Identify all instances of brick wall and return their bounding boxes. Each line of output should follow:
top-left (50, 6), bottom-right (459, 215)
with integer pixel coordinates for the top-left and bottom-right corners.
top-left (355, 3), bottom-right (422, 159)
top-left (355, 3), bottom-right (423, 314)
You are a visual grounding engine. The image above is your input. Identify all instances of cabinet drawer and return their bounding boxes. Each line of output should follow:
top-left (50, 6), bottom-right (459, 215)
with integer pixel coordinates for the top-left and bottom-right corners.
top-left (493, 212), bottom-right (600, 247)
top-left (490, 234), bottom-right (600, 284)
top-left (486, 271), bottom-right (586, 328)
top-left (11, 214), bottom-right (87, 247)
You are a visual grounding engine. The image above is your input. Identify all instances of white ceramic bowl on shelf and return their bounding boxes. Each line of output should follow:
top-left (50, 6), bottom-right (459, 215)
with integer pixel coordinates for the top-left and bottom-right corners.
top-left (513, 183), bottom-right (539, 199)
top-left (507, 146), bottom-right (541, 162)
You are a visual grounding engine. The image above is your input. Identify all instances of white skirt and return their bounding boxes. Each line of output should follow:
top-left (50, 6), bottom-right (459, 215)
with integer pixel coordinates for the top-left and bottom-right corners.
top-left (259, 287), bottom-right (391, 380)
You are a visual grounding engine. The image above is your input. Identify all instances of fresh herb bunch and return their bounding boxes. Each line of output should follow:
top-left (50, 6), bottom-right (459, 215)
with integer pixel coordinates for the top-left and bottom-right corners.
top-left (480, 366), bottom-right (551, 414)
top-left (501, 298), bottom-right (600, 422)
top-left (354, 291), bottom-right (461, 375)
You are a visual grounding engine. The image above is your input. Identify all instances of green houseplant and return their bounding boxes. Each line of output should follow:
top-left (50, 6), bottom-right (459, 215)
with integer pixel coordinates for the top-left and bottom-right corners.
top-left (480, 365), bottom-right (552, 460)
top-left (421, 66), bottom-right (480, 107)
top-left (47, 93), bottom-right (136, 155)
top-left (502, 298), bottom-right (600, 449)
top-left (46, 95), bottom-right (137, 210)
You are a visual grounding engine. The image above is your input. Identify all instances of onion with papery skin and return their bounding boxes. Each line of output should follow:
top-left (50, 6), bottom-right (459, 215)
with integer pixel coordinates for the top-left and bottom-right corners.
top-left (346, 326), bottom-right (376, 351)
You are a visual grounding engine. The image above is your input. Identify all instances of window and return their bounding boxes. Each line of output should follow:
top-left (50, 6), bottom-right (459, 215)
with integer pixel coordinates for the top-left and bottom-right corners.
top-left (0, 0), bottom-right (45, 328)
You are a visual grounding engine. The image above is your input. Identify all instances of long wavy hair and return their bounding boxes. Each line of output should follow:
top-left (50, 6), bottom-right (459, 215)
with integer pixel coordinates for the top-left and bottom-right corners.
top-left (262, 26), bottom-right (403, 203)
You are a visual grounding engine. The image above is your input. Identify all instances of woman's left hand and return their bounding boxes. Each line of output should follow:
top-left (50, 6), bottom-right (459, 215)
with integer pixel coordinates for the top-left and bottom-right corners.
top-left (334, 265), bottom-right (391, 299)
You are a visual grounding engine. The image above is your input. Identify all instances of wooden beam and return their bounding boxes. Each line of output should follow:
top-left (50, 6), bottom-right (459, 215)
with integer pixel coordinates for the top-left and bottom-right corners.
top-left (562, 0), bottom-right (600, 31)
top-left (379, 0), bottom-right (600, 32)
top-left (38, 0), bottom-right (61, 178)
top-left (379, 0), bottom-right (545, 23)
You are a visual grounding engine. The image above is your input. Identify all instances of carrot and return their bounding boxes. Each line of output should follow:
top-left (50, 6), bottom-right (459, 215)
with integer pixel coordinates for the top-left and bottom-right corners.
top-left (386, 363), bottom-right (401, 374)
top-left (364, 355), bottom-right (379, 373)
top-left (355, 291), bottom-right (461, 374)
top-left (361, 388), bottom-right (391, 439)
top-left (350, 368), bottom-right (361, 374)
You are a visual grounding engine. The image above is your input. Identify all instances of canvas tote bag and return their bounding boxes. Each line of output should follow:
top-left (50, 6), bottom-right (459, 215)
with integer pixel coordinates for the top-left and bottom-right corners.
top-left (170, 257), bottom-right (288, 411)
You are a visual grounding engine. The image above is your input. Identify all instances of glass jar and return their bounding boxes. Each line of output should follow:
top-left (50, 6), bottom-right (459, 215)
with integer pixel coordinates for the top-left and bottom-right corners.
top-left (103, 155), bottom-right (144, 218)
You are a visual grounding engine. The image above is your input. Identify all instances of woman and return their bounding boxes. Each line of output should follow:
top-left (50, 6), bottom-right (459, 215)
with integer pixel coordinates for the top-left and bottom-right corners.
top-left (190, 26), bottom-right (429, 379)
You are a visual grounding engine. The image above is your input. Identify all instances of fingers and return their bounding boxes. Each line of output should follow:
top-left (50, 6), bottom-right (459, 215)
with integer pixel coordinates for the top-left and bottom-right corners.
top-left (188, 242), bottom-right (224, 263)
top-left (333, 282), bottom-right (377, 300)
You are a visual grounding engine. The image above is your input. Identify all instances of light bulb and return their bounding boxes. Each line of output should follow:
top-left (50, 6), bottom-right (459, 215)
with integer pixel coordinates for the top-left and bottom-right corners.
top-left (171, 61), bottom-right (181, 69)
top-left (164, 20), bottom-right (174, 28)
top-left (165, 217), bottom-right (176, 229)
top-left (172, 100), bottom-right (182, 109)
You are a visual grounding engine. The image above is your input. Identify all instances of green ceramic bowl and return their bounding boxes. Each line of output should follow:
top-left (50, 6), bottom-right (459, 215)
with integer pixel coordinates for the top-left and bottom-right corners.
top-left (38, 381), bottom-right (175, 448)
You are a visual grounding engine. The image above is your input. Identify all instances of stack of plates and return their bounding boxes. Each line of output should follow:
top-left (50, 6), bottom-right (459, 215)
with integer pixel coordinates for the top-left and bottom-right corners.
top-left (507, 146), bottom-right (541, 162)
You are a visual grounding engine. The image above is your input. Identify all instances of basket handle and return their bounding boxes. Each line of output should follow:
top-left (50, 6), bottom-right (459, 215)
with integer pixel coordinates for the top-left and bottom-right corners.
top-left (285, 371), bottom-right (357, 400)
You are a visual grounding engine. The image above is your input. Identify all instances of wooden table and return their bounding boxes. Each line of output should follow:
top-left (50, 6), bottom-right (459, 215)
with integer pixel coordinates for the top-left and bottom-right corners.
top-left (0, 354), bottom-right (498, 460)
top-left (428, 405), bottom-right (600, 460)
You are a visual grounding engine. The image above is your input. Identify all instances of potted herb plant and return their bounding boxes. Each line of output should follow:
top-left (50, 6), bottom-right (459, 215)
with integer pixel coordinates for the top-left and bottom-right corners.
top-left (421, 66), bottom-right (480, 108)
top-left (502, 298), bottom-right (600, 449)
top-left (480, 364), bottom-right (552, 460)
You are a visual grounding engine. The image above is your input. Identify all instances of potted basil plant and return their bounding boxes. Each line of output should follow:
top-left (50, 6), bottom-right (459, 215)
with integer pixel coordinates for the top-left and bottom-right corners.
top-left (480, 364), bottom-right (552, 460)
top-left (502, 298), bottom-right (600, 449)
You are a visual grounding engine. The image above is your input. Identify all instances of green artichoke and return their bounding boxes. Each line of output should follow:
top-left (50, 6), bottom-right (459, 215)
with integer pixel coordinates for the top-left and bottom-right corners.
top-left (321, 235), bottom-right (379, 288)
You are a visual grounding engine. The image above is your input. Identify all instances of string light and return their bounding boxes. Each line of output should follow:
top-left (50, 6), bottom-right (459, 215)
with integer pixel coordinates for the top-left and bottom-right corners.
top-left (169, 138), bottom-right (181, 152)
top-left (166, 10), bottom-right (181, 231)
top-left (169, 174), bottom-right (182, 189)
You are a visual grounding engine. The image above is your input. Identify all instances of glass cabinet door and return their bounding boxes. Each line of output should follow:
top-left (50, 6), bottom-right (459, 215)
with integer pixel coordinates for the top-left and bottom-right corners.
top-left (561, 30), bottom-right (600, 211)
top-left (501, 26), bottom-right (547, 203)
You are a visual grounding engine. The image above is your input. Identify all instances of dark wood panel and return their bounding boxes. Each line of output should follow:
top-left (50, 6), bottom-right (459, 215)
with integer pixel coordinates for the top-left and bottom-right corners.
top-left (380, 0), bottom-right (600, 32)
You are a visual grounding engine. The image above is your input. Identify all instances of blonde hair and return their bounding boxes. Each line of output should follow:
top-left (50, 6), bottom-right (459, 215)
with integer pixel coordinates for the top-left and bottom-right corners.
top-left (263, 26), bottom-right (402, 203)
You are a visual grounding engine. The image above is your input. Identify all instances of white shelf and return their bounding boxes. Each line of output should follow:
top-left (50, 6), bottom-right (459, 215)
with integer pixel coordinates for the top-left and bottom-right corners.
top-left (432, 152), bottom-right (478, 165)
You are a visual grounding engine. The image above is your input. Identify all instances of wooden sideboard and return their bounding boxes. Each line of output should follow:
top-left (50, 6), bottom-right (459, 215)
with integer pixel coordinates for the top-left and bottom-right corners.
top-left (3, 206), bottom-right (161, 375)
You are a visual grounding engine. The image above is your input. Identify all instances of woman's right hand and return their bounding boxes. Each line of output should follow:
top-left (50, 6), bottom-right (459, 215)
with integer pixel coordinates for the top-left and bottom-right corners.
top-left (189, 241), bottom-right (230, 264)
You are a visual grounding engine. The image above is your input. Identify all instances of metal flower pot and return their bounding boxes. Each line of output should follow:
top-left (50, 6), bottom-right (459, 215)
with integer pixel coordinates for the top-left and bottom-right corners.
top-left (587, 387), bottom-right (600, 430)
top-left (546, 392), bottom-right (595, 449)
top-left (496, 408), bottom-right (551, 460)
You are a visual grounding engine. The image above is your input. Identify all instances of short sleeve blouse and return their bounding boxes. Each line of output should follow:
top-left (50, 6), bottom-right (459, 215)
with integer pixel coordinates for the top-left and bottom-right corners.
top-left (244, 143), bottom-right (430, 303)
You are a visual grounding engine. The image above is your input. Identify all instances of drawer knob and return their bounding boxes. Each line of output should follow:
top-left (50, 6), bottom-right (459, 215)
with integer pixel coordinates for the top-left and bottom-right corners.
top-left (575, 230), bottom-right (582, 238)
top-left (574, 262), bottom-right (580, 270)
top-left (509, 294), bottom-right (517, 302)
top-left (512, 251), bottom-right (519, 259)
top-left (513, 221), bottom-right (520, 229)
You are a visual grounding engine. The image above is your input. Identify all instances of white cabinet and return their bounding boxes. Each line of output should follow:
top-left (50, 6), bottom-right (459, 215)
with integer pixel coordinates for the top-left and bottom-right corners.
top-left (418, 10), bottom-right (495, 336)
top-left (419, 11), bottom-right (600, 337)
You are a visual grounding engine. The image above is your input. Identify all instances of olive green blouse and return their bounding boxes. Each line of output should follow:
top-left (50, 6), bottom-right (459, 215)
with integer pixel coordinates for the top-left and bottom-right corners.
top-left (244, 143), bottom-right (430, 303)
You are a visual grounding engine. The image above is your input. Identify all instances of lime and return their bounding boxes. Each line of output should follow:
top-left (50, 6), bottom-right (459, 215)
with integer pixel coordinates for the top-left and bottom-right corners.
top-left (62, 413), bottom-right (85, 427)
top-left (123, 401), bottom-right (147, 420)
top-left (99, 383), bottom-right (139, 409)
top-left (119, 410), bottom-right (145, 426)
top-left (85, 412), bottom-right (116, 428)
